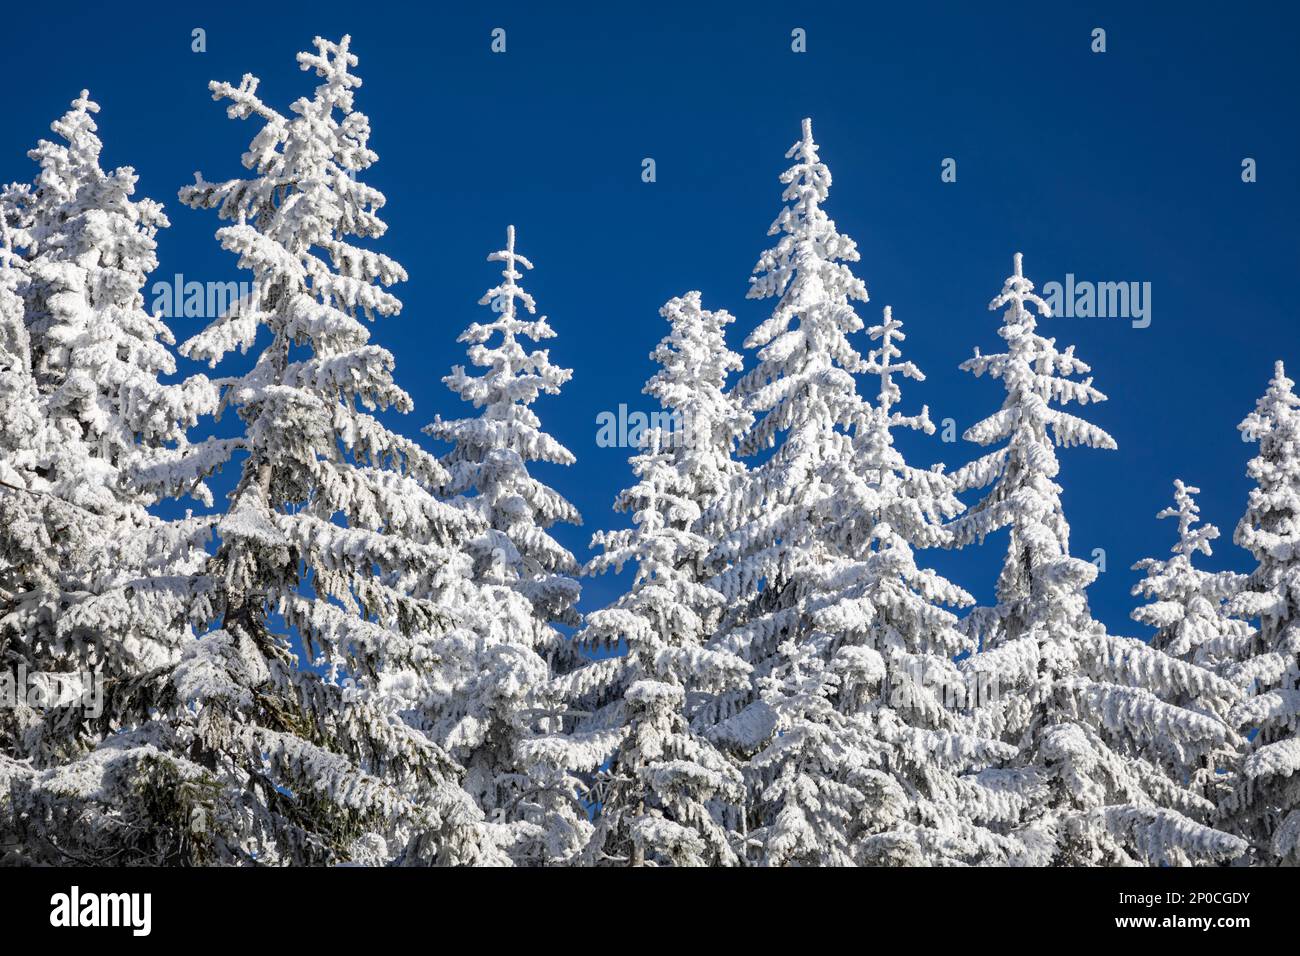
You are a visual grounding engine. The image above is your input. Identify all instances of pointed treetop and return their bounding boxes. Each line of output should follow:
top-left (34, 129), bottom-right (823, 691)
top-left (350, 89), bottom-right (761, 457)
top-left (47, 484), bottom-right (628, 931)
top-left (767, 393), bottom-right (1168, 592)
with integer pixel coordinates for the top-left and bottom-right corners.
top-left (862, 306), bottom-right (930, 433)
top-left (37, 89), bottom-right (102, 169)
top-left (745, 115), bottom-right (864, 319)
top-left (1158, 479), bottom-right (1218, 560)
top-left (785, 117), bottom-right (817, 173)
top-left (480, 224), bottom-right (538, 324)
top-left (70, 89), bottom-right (98, 115)
top-left (763, 116), bottom-right (836, 241)
top-left (1240, 359), bottom-right (1300, 443)
top-left (297, 35), bottom-right (361, 107)
top-left (787, 116), bottom-right (823, 171)
top-left (1271, 359), bottom-right (1292, 391)
top-left (989, 252), bottom-right (1053, 325)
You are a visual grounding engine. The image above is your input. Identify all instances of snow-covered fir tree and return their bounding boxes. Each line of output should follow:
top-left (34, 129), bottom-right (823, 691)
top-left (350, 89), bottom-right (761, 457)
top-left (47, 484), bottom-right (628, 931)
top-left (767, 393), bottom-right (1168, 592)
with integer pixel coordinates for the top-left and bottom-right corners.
top-left (1220, 361), bottom-right (1300, 864)
top-left (1130, 479), bottom-right (1252, 805)
top-left (421, 225), bottom-right (591, 863)
top-left (705, 116), bottom-right (869, 686)
top-left (425, 225), bottom-right (582, 628)
top-left (817, 305), bottom-right (1027, 866)
top-left (568, 292), bottom-right (751, 866)
top-left (13, 89), bottom-right (216, 670)
top-left (646, 292), bottom-right (754, 563)
top-left (0, 93), bottom-right (223, 864)
top-left (1133, 480), bottom-right (1252, 673)
top-left (7, 38), bottom-right (509, 866)
top-left (21, 91), bottom-right (213, 504)
top-left (949, 254), bottom-right (1245, 866)
top-left (697, 120), bottom-right (1013, 865)
top-left (699, 117), bottom-right (875, 865)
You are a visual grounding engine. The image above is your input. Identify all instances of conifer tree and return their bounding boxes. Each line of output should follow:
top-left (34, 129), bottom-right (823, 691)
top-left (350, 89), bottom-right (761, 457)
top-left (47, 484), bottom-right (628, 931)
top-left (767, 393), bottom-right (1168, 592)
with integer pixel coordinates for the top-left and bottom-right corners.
top-left (570, 292), bottom-right (751, 865)
top-left (648, 292), bottom-right (754, 565)
top-left (1131, 480), bottom-right (1251, 805)
top-left (0, 91), bottom-right (217, 671)
top-left (424, 225), bottom-right (581, 632)
top-left (1128, 486), bottom-right (1248, 702)
top-left (21, 91), bottom-right (214, 510)
top-left (950, 254), bottom-right (1245, 865)
top-left (705, 117), bottom-right (869, 690)
top-left (827, 306), bottom-right (1024, 865)
top-left (1133, 480), bottom-right (1252, 673)
top-left (4, 39), bottom-right (506, 866)
top-left (0, 93), bottom-right (222, 864)
top-left (1220, 362), bottom-right (1300, 864)
top-left (697, 118), bottom-right (876, 864)
top-left (422, 226), bottom-right (591, 863)
top-left (699, 122), bottom-right (1012, 864)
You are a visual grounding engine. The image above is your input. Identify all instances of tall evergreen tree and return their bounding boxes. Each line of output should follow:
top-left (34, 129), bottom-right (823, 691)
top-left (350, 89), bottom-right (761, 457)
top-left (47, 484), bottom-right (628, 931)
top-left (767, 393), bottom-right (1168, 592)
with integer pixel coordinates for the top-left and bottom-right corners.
top-left (424, 224), bottom-right (581, 631)
top-left (570, 292), bottom-right (751, 866)
top-left (1220, 362), bottom-right (1300, 864)
top-left (705, 117), bottom-right (869, 689)
top-left (1131, 479), bottom-right (1251, 807)
top-left (698, 118), bottom-right (876, 864)
top-left (7, 38), bottom-right (507, 866)
top-left (0, 93), bottom-right (223, 865)
top-left (950, 254), bottom-right (1245, 865)
top-left (422, 226), bottom-right (591, 863)
top-left (0, 90), bottom-right (217, 673)
top-left (698, 121), bottom-right (1012, 864)
top-left (826, 306), bottom-right (1024, 865)
top-left (21, 91), bottom-right (213, 509)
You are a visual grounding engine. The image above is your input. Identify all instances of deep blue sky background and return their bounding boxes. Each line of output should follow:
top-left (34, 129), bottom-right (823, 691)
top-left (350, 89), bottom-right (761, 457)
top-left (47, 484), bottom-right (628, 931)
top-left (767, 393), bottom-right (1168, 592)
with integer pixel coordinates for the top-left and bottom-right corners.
top-left (2, 1), bottom-right (1297, 637)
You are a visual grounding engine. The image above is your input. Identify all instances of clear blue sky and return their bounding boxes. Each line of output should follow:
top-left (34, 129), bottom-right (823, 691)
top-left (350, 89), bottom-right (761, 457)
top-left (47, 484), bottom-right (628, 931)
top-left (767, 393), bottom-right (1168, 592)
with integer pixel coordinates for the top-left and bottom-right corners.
top-left (4, 1), bottom-right (1297, 635)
